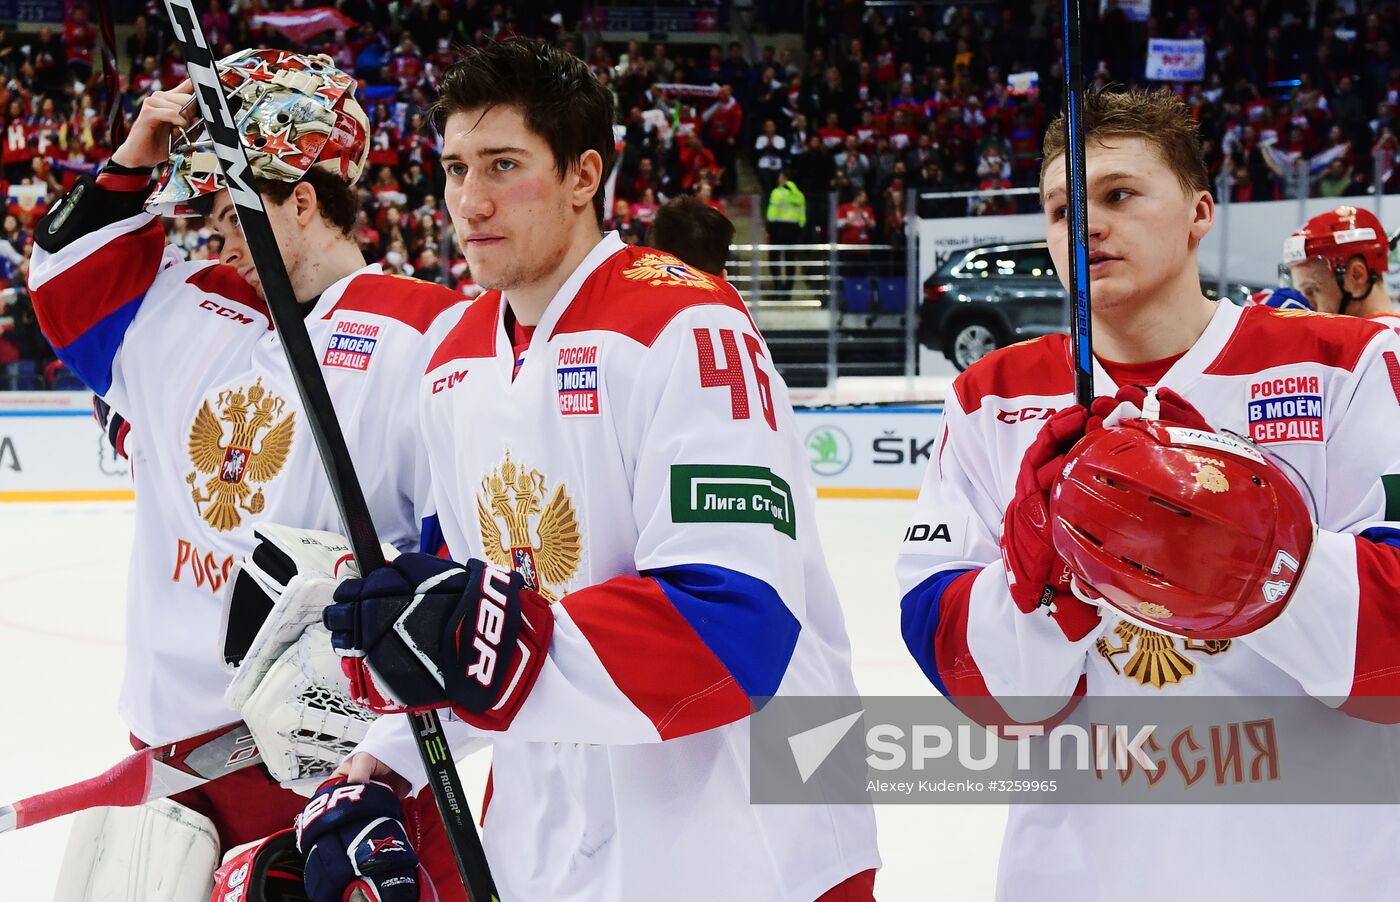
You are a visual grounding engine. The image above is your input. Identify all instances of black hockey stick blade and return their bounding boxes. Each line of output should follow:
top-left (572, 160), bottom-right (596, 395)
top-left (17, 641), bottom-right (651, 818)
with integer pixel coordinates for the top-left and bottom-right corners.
top-left (160, 4), bottom-right (498, 899)
top-left (1062, 0), bottom-right (1094, 409)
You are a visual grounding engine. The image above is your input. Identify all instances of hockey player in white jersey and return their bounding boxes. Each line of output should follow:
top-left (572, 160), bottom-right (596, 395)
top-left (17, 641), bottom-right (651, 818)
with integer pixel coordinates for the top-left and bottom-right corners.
top-left (1283, 204), bottom-right (1399, 327)
top-left (27, 50), bottom-right (469, 900)
top-left (262, 39), bottom-right (881, 901)
top-left (897, 88), bottom-right (1400, 901)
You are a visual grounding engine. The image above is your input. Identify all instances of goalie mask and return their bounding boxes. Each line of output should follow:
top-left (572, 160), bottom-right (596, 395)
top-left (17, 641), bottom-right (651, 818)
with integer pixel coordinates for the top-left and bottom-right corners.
top-left (146, 49), bottom-right (370, 217)
top-left (1049, 419), bottom-right (1315, 640)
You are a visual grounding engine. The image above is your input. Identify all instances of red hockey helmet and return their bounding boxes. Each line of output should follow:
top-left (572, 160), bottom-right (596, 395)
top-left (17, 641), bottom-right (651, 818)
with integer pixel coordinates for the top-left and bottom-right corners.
top-left (1282, 205), bottom-right (1390, 276)
top-left (1049, 420), bottom-right (1314, 640)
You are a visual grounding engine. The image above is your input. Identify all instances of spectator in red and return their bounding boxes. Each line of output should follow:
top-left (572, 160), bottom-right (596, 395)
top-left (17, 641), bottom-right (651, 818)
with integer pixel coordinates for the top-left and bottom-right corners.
top-left (679, 132), bottom-right (720, 193)
top-left (64, 5), bottom-right (96, 83)
top-left (390, 35), bottom-right (425, 92)
top-left (633, 187), bottom-right (659, 233)
top-left (367, 106), bottom-right (401, 169)
top-left (853, 110), bottom-right (881, 155)
top-left (696, 179), bottom-right (726, 216)
top-left (818, 111), bottom-right (847, 150)
top-left (837, 189), bottom-right (875, 244)
top-left (131, 55), bottom-right (161, 96)
top-left (199, 1), bottom-right (232, 51)
top-left (702, 84), bottom-right (742, 196)
top-left (2, 98), bottom-right (33, 186)
top-left (610, 198), bottom-right (643, 245)
top-left (31, 96), bottom-right (64, 162)
top-left (354, 209), bottom-right (381, 260)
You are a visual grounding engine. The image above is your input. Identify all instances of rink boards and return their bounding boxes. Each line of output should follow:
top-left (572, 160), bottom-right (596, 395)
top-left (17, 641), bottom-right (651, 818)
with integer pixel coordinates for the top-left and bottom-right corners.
top-left (0, 392), bottom-right (943, 501)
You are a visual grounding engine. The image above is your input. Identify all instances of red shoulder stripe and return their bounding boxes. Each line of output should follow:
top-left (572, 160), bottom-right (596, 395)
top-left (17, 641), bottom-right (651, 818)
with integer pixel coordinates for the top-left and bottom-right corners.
top-left (1204, 307), bottom-right (1384, 376)
top-left (32, 220), bottom-right (167, 348)
top-left (425, 292), bottom-right (501, 373)
top-left (952, 334), bottom-right (1074, 414)
top-left (325, 273), bottom-right (459, 334)
top-left (550, 247), bottom-right (756, 347)
top-left (185, 264), bottom-right (269, 322)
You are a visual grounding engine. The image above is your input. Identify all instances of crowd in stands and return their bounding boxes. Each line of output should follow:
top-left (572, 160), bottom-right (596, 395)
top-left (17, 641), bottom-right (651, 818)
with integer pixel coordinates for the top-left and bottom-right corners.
top-left (2, 0), bottom-right (1399, 386)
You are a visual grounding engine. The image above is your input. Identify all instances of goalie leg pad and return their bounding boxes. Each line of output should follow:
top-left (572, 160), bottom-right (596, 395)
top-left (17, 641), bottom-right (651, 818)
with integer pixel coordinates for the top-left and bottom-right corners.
top-left (51, 799), bottom-right (220, 902)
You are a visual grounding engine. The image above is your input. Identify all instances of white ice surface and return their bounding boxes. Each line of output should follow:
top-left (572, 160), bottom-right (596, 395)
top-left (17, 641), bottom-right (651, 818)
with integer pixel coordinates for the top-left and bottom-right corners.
top-left (0, 499), bottom-right (1004, 900)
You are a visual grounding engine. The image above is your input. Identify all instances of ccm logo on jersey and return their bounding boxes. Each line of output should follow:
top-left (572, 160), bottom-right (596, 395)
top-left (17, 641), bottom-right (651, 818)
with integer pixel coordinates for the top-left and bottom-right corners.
top-left (432, 368), bottom-right (470, 394)
top-left (557, 345), bottom-right (601, 416)
top-left (199, 299), bottom-right (256, 325)
top-left (1247, 376), bottom-right (1323, 444)
top-left (467, 564), bottom-right (514, 685)
top-left (323, 321), bottom-right (380, 371)
top-left (996, 407), bottom-right (1056, 424)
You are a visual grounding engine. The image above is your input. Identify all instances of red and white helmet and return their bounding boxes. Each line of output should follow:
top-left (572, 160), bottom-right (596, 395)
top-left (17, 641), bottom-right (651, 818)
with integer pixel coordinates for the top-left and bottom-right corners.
top-left (1282, 205), bottom-right (1390, 276)
top-left (146, 49), bottom-right (371, 217)
top-left (1049, 419), bottom-right (1314, 640)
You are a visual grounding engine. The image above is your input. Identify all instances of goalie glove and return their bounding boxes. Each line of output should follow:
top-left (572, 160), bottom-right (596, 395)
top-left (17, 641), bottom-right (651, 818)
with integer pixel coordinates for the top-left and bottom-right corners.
top-left (294, 779), bottom-right (432, 902)
top-left (324, 553), bottom-right (554, 731)
top-left (220, 524), bottom-right (383, 785)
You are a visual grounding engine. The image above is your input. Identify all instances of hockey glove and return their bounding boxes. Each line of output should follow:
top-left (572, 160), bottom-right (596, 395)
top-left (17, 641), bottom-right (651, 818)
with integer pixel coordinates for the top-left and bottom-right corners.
top-left (92, 396), bottom-right (131, 460)
top-left (1001, 405), bottom-right (1103, 641)
top-left (324, 552), bottom-right (554, 731)
top-left (295, 778), bottom-right (424, 902)
top-left (1092, 384), bottom-right (1213, 433)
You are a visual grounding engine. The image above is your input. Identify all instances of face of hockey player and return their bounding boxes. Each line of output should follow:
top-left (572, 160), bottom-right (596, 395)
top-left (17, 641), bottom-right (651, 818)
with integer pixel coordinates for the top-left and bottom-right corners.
top-left (439, 106), bottom-right (604, 305)
top-left (208, 188), bottom-right (313, 301)
top-left (1042, 135), bottom-right (1213, 320)
top-left (1286, 256), bottom-right (1373, 315)
top-left (1287, 258), bottom-right (1344, 314)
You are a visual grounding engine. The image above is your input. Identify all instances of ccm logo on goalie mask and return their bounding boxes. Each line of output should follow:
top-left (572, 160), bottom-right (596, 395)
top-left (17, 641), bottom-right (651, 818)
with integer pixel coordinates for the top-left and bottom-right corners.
top-left (467, 564), bottom-right (514, 686)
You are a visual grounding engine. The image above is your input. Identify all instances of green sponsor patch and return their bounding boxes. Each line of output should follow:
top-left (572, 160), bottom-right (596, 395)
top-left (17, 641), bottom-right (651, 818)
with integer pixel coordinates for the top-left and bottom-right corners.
top-left (1384, 474), bottom-right (1400, 521)
top-left (671, 464), bottom-right (796, 539)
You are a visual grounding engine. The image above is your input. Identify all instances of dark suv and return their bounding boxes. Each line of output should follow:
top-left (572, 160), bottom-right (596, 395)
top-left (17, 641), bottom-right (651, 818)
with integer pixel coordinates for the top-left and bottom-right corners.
top-left (919, 240), bottom-right (1255, 370)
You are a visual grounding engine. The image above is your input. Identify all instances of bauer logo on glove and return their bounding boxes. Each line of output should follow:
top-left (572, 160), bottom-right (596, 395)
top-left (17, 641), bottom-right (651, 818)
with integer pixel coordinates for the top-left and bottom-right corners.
top-left (323, 552), bottom-right (554, 730)
top-left (1049, 416), bottom-right (1315, 640)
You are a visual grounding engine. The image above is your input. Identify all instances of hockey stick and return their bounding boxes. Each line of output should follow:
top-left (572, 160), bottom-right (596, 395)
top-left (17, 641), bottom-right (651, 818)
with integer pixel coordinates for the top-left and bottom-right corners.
top-left (0, 722), bottom-right (259, 834)
top-left (160, 4), bottom-right (498, 900)
top-left (1062, 0), bottom-right (1094, 409)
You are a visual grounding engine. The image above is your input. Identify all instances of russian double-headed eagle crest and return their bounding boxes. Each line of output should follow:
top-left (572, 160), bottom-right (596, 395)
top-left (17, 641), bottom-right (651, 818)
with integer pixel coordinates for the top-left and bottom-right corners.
top-left (477, 452), bottom-right (581, 603)
top-left (185, 379), bottom-right (295, 532)
top-left (1097, 621), bottom-right (1231, 688)
top-left (621, 252), bottom-right (719, 290)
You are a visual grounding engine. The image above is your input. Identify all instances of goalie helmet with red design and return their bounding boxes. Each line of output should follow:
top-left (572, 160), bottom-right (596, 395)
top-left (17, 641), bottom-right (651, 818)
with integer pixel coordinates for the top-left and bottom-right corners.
top-left (1048, 419), bottom-right (1314, 640)
top-left (1282, 205), bottom-right (1390, 279)
top-left (147, 49), bottom-right (370, 217)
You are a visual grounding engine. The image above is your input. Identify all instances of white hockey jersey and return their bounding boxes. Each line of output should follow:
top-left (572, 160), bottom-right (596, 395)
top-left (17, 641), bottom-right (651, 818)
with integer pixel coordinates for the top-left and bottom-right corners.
top-left (357, 233), bottom-right (880, 901)
top-left (897, 299), bottom-right (1400, 901)
top-left (29, 208), bottom-right (464, 744)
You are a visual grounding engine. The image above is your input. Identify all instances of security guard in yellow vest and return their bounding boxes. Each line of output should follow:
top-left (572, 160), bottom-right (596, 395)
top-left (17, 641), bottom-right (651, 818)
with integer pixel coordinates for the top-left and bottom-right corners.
top-left (765, 169), bottom-right (806, 293)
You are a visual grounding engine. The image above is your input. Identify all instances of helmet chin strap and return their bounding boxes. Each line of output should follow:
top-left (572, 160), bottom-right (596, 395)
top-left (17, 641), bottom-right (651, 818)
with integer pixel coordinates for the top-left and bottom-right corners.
top-left (1335, 264), bottom-right (1379, 309)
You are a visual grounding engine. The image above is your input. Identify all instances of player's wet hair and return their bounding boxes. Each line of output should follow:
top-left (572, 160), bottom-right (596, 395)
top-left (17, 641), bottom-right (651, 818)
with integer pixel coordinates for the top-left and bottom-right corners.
top-left (429, 38), bottom-right (618, 227)
top-left (1040, 87), bottom-right (1210, 199)
top-left (650, 196), bottom-right (735, 276)
top-left (257, 166), bottom-right (359, 237)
